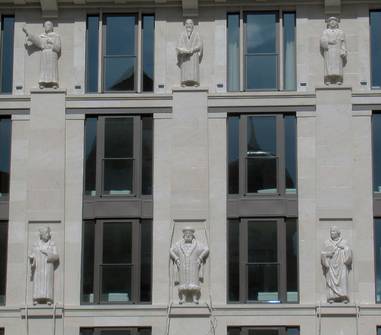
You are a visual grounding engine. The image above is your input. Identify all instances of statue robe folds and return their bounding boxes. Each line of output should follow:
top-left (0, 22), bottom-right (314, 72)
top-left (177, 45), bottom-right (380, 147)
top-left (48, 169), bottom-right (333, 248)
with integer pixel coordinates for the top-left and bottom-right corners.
top-left (26, 32), bottom-right (61, 86)
top-left (176, 31), bottom-right (203, 86)
top-left (30, 240), bottom-right (59, 303)
top-left (170, 239), bottom-right (209, 291)
top-left (321, 237), bottom-right (352, 302)
top-left (320, 28), bottom-right (347, 82)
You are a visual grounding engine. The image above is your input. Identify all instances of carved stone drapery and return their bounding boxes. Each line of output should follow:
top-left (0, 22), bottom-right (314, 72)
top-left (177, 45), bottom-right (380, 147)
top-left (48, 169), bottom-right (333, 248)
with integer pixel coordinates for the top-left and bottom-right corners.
top-left (170, 227), bottom-right (209, 304)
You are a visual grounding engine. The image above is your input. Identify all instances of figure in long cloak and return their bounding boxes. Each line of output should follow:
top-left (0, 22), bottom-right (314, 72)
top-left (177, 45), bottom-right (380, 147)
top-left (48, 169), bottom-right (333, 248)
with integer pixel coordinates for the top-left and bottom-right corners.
top-left (321, 226), bottom-right (352, 303)
top-left (29, 226), bottom-right (59, 305)
top-left (320, 17), bottom-right (347, 85)
top-left (170, 227), bottom-right (209, 304)
top-left (176, 19), bottom-right (203, 87)
top-left (23, 21), bottom-right (61, 89)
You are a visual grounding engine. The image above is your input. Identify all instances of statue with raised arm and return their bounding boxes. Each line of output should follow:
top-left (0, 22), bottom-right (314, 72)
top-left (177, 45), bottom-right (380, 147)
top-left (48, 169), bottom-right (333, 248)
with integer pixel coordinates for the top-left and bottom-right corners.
top-left (170, 227), bottom-right (209, 304)
top-left (29, 227), bottom-right (59, 305)
top-left (320, 16), bottom-right (347, 85)
top-left (321, 226), bottom-right (352, 303)
top-left (176, 19), bottom-right (203, 87)
top-left (23, 21), bottom-right (61, 89)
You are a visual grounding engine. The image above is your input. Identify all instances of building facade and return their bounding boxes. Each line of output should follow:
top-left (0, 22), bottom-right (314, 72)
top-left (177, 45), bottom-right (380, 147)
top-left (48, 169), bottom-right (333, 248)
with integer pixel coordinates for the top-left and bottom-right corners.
top-left (0, 0), bottom-right (381, 334)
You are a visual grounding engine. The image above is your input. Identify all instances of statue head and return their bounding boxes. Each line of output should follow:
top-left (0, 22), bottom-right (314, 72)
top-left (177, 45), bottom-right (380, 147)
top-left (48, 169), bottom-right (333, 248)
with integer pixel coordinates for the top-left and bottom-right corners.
top-left (327, 17), bottom-right (339, 29)
top-left (184, 19), bottom-right (194, 34)
top-left (330, 226), bottom-right (341, 241)
top-left (39, 226), bottom-right (51, 242)
top-left (43, 21), bottom-right (54, 34)
top-left (182, 227), bottom-right (195, 243)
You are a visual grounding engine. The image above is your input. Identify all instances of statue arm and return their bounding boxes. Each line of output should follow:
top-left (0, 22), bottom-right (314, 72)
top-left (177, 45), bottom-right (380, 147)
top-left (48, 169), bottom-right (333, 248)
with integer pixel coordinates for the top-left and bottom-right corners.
top-left (26, 33), bottom-right (43, 49)
top-left (170, 247), bottom-right (180, 264)
top-left (320, 32), bottom-right (329, 50)
top-left (47, 244), bottom-right (59, 263)
top-left (29, 248), bottom-right (36, 268)
top-left (343, 246), bottom-right (352, 266)
top-left (340, 32), bottom-right (347, 58)
top-left (199, 245), bottom-right (209, 263)
top-left (52, 35), bottom-right (61, 53)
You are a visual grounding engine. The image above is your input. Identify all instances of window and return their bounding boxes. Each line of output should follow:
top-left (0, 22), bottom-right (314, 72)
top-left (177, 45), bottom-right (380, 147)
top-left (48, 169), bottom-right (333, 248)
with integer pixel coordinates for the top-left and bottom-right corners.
top-left (84, 115), bottom-right (153, 197)
top-left (81, 219), bottom-right (152, 304)
top-left (85, 14), bottom-right (154, 93)
top-left (227, 11), bottom-right (296, 91)
top-left (81, 328), bottom-right (151, 335)
top-left (0, 221), bottom-right (8, 305)
top-left (0, 329), bottom-right (3, 335)
top-left (1, 16), bottom-right (14, 93)
top-left (371, 10), bottom-right (381, 89)
top-left (0, 117), bottom-right (11, 198)
top-left (228, 114), bottom-right (296, 196)
top-left (375, 219), bottom-right (381, 302)
top-left (378, 327), bottom-right (381, 335)
top-left (228, 327), bottom-right (300, 335)
top-left (228, 218), bottom-right (298, 303)
top-left (373, 113), bottom-right (381, 193)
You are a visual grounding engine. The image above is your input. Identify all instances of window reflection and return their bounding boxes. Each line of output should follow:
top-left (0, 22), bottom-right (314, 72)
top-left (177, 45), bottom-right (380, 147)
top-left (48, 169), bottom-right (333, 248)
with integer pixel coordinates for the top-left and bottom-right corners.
top-left (371, 11), bottom-right (381, 89)
top-left (142, 15), bottom-right (154, 92)
top-left (0, 118), bottom-right (11, 197)
top-left (1, 16), bottom-right (14, 93)
top-left (373, 114), bottom-right (381, 193)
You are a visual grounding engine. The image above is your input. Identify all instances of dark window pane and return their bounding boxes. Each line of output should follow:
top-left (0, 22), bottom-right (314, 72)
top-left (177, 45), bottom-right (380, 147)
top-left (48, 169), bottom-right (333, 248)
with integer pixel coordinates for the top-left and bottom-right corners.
top-left (227, 13), bottom-right (240, 91)
top-left (142, 117), bottom-right (153, 195)
top-left (227, 328), bottom-right (242, 335)
top-left (228, 220), bottom-right (239, 301)
top-left (101, 265), bottom-right (132, 303)
top-left (85, 117), bottom-right (97, 196)
top-left (375, 219), bottom-right (381, 302)
top-left (140, 221), bottom-right (152, 302)
top-left (103, 222), bottom-right (132, 264)
top-left (248, 330), bottom-right (278, 335)
top-left (378, 328), bottom-right (381, 335)
top-left (82, 221), bottom-right (95, 303)
top-left (104, 56), bottom-right (135, 91)
top-left (139, 329), bottom-right (152, 335)
top-left (247, 221), bottom-right (277, 263)
top-left (246, 55), bottom-right (278, 90)
top-left (101, 331), bottom-right (132, 335)
top-left (86, 15), bottom-right (99, 93)
top-left (0, 222), bottom-right (7, 305)
top-left (80, 329), bottom-right (94, 335)
top-left (283, 12), bottom-right (296, 90)
top-left (286, 328), bottom-right (300, 335)
top-left (246, 12), bottom-right (277, 54)
top-left (247, 157), bottom-right (277, 193)
top-left (371, 11), bottom-right (381, 88)
top-left (0, 118), bottom-right (11, 196)
top-left (228, 116), bottom-right (239, 194)
top-left (105, 118), bottom-right (133, 158)
top-left (247, 116), bottom-right (276, 155)
top-left (105, 15), bottom-right (136, 56)
top-left (373, 114), bottom-right (381, 193)
top-left (103, 159), bottom-right (133, 195)
top-left (142, 15), bottom-right (154, 92)
top-left (247, 264), bottom-right (279, 302)
top-left (285, 115), bottom-right (297, 193)
top-left (1, 16), bottom-right (14, 93)
top-left (286, 219), bottom-right (298, 302)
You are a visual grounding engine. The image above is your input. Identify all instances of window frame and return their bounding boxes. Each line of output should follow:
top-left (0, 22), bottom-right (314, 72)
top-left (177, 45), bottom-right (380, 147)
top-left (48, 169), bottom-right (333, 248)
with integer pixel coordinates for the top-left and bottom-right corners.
top-left (227, 218), bottom-right (299, 304)
top-left (0, 221), bottom-right (8, 306)
top-left (81, 219), bottom-right (152, 305)
top-left (370, 9), bottom-right (381, 90)
top-left (228, 326), bottom-right (299, 335)
top-left (0, 15), bottom-right (14, 94)
top-left (81, 327), bottom-right (151, 335)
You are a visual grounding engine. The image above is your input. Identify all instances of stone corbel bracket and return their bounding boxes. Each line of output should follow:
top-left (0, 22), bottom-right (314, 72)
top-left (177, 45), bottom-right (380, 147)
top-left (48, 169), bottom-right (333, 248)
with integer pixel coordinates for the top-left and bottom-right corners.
top-left (325, 0), bottom-right (341, 15)
top-left (182, 0), bottom-right (198, 17)
top-left (40, 0), bottom-right (58, 18)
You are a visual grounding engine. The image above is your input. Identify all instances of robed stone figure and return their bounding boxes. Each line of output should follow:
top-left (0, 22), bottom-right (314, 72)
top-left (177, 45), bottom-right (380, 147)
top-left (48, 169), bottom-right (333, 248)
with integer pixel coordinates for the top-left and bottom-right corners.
top-left (321, 226), bottom-right (352, 303)
top-left (23, 21), bottom-right (61, 89)
top-left (176, 19), bottom-right (203, 87)
top-left (170, 227), bottom-right (209, 304)
top-left (320, 17), bottom-right (347, 85)
top-left (29, 227), bottom-right (59, 305)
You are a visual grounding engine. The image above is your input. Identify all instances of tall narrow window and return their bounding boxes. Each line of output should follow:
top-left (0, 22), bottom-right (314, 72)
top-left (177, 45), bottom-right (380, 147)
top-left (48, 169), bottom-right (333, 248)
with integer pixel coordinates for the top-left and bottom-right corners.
top-left (104, 15), bottom-right (137, 92)
top-left (371, 11), bottom-right (381, 89)
top-left (0, 117), bottom-right (11, 197)
top-left (228, 327), bottom-right (300, 335)
top-left (81, 220), bottom-right (152, 304)
top-left (142, 116), bottom-right (153, 195)
top-left (81, 328), bottom-right (152, 335)
top-left (285, 114), bottom-right (297, 193)
top-left (1, 16), bottom-right (14, 93)
top-left (373, 114), bottom-right (381, 193)
top-left (228, 116), bottom-right (239, 194)
top-left (228, 219), bottom-right (298, 303)
top-left (283, 12), bottom-right (296, 90)
top-left (375, 219), bottom-right (381, 302)
top-left (84, 117), bottom-right (97, 196)
top-left (227, 13), bottom-right (240, 91)
top-left (86, 15), bottom-right (99, 93)
top-left (142, 15), bottom-right (154, 92)
top-left (245, 12), bottom-right (278, 90)
top-left (0, 222), bottom-right (8, 305)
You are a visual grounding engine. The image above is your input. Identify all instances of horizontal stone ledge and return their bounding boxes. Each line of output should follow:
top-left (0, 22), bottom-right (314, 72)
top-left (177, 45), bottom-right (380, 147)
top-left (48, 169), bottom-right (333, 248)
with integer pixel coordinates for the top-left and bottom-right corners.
top-left (169, 304), bottom-right (211, 317)
top-left (20, 306), bottom-right (63, 318)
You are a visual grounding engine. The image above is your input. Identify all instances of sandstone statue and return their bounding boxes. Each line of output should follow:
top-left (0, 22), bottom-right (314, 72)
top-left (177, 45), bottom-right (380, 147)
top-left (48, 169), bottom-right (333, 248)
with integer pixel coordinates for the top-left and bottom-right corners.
top-left (176, 19), bottom-right (203, 87)
top-left (170, 227), bottom-right (209, 304)
top-left (23, 21), bottom-right (61, 89)
top-left (320, 16), bottom-right (347, 85)
top-left (321, 226), bottom-right (352, 303)
top-left (29, 226), bottom-right (59, 305)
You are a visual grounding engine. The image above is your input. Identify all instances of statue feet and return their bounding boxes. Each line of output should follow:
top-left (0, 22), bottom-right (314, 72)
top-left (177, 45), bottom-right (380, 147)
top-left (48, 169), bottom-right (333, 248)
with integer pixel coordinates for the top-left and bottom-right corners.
top-left (337, 81), bottom-right (342, 85)
top-left (52, 85), bottom-right (58, 89)
top-left (39, 84), bottom-right (44, 89)
top-left (33, 300), bottom-right (37, 305)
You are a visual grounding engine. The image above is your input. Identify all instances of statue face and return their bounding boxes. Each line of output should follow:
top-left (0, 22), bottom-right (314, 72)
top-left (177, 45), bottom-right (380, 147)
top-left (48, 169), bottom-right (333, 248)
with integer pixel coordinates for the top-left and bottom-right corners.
top-left (185, 19), bottom-right (194, 34)
top-left (39, 229), bottom-right (51, 242)
top-left (44, 21), bottom-right (53, 33)
top-left (330, 228), bottom-right (340, 240)
top-left (328, 18), bottom-right (339, 29)
top-left (183, 230), bottom-right (194, 243)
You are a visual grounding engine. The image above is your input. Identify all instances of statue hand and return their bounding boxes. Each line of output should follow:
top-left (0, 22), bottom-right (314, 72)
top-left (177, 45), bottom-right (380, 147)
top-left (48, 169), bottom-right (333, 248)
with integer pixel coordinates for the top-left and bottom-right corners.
top-left (175, 259), bottom-right (180, 267)
top-left (22, 26), bottom-right (28, 35)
